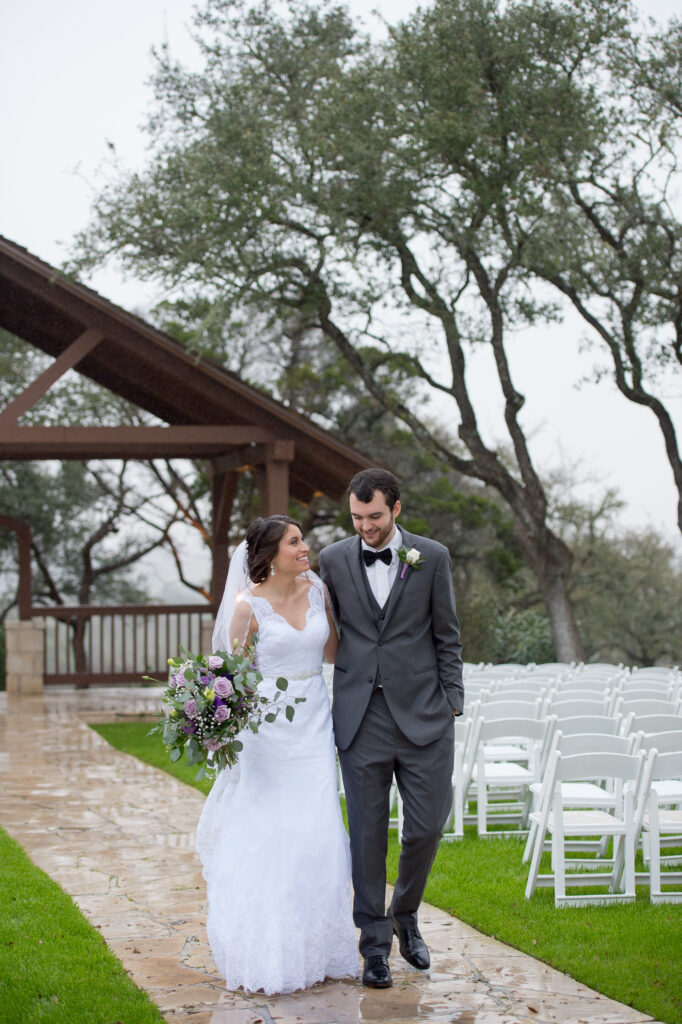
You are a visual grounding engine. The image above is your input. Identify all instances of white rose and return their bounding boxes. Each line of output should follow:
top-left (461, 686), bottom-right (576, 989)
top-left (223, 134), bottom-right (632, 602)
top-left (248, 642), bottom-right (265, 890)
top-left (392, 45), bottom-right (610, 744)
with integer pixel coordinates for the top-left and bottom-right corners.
top-left (406, 548), bottom-right (421, 564)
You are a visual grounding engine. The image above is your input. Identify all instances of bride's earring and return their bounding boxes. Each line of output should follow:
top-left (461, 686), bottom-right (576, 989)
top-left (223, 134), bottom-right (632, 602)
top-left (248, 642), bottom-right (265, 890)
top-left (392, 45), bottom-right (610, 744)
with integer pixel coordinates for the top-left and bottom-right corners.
top-left (270, 563), bottom-right (275, 576)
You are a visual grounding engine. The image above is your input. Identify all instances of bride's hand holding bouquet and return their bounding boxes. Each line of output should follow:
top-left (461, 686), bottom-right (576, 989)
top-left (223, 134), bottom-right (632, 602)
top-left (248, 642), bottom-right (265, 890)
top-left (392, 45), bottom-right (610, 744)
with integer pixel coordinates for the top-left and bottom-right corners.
top-left (148, 641), bottom-right (303, 779)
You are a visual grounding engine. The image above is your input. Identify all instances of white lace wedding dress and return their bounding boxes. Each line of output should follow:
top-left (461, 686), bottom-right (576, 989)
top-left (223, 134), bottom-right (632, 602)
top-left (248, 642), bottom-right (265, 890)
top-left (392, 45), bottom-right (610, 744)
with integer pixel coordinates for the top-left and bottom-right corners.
top-left (195, 583), bottom-right (358, 994)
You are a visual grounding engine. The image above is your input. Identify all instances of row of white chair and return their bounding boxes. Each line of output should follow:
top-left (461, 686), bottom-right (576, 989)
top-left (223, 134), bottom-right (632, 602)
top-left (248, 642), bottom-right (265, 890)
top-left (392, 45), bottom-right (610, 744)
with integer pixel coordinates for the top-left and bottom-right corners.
top-left (446, 700), bottom-right (682, 837)
top-left (464, 661), bottom-right (680, 680)
top-left (371, 662), bottom-right (681, 905)
top-left (463, 663), bottom-right (681, 700)
top-left (463, 679), bottom-right (682, 713)
top-left (440, 702), bottom-right (682, 904)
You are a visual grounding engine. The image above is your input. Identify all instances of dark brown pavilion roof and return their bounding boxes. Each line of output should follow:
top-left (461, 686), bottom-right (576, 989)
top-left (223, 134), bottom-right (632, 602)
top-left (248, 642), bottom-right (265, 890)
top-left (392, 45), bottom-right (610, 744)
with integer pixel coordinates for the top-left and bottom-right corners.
top-left (0, 236), bottom-right (372, 501)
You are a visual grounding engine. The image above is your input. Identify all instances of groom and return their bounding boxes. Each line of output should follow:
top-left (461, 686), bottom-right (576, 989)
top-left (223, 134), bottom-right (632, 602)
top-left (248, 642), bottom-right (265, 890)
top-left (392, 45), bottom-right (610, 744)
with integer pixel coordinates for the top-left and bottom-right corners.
top-left (319, 468), bottom-right (463, 988)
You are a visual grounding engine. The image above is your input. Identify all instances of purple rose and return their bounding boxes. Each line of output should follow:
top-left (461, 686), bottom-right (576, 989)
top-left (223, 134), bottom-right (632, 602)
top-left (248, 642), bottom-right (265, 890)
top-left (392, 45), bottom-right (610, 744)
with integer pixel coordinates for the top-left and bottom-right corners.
top-left (214, 705), bottom-right (230, 723)
top-left (204, 738), bottom-right (226, 752)
top-left (184, 698), bottom-right (198, 718)
top-left (213, 677), bottom-right (234, 699)
top-left (180, 722), bottom-right (196, 735)
top-left (208, 655), bottom-right (224, 670)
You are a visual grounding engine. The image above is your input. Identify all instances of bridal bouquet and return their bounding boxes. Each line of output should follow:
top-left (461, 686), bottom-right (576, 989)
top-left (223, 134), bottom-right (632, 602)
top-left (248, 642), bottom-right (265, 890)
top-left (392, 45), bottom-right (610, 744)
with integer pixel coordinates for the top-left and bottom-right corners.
top-left (148, 644), bottom-right (303, 779)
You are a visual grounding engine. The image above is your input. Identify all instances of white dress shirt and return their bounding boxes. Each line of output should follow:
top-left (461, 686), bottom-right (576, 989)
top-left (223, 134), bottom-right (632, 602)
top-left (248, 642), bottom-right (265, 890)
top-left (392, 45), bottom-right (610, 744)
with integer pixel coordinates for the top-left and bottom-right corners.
top-left (361, 527), bottom-right (402, 608)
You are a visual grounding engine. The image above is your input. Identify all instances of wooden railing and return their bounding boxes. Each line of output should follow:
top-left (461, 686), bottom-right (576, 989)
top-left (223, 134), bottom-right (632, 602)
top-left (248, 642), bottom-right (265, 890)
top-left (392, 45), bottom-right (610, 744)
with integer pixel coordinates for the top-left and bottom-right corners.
top-left (38, 604), bottom-right (213, 686)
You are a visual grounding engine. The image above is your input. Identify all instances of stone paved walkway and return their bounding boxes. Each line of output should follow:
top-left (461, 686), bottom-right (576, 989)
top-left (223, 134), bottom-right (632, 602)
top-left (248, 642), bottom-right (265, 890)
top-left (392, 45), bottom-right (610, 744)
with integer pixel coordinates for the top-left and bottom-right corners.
top-left (0, 688), bottom-right (663, 1024)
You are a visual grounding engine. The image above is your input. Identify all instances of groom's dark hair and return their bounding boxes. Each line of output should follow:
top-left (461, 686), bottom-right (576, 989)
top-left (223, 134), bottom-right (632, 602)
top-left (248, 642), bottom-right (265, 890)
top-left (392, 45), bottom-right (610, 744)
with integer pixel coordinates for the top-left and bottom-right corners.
top-left (348, 468), bottom-right (400, 509)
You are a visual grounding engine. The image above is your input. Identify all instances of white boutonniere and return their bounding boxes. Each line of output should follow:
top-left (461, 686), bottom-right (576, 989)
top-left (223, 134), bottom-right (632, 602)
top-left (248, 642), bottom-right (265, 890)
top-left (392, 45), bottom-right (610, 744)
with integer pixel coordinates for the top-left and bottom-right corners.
top-left (398, 546), bottom-right (425, 579)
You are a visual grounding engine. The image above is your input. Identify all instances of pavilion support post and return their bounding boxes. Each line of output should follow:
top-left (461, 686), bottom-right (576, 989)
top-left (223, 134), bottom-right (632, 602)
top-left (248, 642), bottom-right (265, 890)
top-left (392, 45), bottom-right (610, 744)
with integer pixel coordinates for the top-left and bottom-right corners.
top-left (0, 515), bottom-right (32, 620)
top-left (210, 467), bottom-right (240, 613)
top-left (257, 441), bottom-right (294, 516)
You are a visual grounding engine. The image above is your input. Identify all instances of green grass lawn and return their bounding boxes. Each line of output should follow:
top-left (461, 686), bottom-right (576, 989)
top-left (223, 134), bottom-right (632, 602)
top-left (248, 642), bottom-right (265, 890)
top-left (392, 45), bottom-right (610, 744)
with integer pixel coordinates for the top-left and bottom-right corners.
top-left (92, 720), bottom-right (682, 1024)
top-left (0, 827), bottom-right (166, 1024)
top-left (394, 836), bottom-right (682, 1024)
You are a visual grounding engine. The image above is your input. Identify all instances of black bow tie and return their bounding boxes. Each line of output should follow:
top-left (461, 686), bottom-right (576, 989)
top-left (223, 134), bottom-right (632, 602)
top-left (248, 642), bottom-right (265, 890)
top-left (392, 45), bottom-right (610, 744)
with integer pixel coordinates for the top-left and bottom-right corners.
top-left (363, 548), bottom-right (392, 567)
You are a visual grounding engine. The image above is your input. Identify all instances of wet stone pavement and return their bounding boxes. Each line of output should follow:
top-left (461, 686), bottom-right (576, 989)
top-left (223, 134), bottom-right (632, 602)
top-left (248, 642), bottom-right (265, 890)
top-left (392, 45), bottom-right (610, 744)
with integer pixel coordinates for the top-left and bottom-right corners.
top-left (0, 688), bottom-right (663, 1024)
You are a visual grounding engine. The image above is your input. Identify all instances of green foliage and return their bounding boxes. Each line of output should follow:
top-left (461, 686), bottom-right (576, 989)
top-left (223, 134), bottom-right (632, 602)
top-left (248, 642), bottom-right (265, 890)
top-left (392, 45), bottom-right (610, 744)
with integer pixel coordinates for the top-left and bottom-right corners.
top-left (571, 528), bottom-right (682, 667)
top-left (492, 608), bottom-right (556, 664)
top-left (0, 461), bottom-right (151, 609)
top-left (0, 826), bottom-right (166, 1024)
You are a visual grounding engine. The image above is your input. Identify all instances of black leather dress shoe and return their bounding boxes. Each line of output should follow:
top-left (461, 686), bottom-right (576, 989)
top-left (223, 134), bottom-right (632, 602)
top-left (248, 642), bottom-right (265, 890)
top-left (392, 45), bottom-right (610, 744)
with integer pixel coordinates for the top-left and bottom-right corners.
top-left (392, 922), bottom-right (430, 970)
top-left (362, 954), bottom-right (393, 988)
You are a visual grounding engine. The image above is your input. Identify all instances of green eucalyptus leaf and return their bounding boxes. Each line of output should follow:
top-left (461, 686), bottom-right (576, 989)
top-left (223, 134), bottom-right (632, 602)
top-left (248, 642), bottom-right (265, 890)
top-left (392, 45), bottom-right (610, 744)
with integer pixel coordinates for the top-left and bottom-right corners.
top-left (186, 739), bottom-right (203, 765)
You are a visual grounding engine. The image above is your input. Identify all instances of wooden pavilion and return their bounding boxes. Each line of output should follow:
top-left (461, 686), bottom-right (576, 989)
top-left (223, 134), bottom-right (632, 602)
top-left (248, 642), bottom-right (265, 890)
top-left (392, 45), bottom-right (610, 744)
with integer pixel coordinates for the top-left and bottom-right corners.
top-left (0, 237), bottom-right (371, 685)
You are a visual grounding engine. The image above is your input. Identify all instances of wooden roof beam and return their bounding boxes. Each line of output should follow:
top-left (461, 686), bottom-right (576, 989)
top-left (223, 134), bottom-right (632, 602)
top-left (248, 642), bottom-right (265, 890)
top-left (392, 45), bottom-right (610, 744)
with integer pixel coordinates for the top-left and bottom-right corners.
top-left (0, 328), bottom-right (104, 425)
top-left (209, 440), bottom-right (295, 475)
top-left (0, 425), bottom-right (280, 459)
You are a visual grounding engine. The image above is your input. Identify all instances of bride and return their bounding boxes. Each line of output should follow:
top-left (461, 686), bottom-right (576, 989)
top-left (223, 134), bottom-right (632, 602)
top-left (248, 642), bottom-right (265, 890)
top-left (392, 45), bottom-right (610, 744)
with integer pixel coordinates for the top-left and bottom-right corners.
top-left (195, 515), bottom-right (358, 994)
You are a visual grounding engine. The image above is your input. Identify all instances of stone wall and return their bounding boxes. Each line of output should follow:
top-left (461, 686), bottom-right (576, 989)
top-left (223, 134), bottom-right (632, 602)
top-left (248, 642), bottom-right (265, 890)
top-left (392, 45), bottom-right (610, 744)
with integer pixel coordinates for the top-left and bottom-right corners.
top-left (5, 619), bottom-right (45, 694)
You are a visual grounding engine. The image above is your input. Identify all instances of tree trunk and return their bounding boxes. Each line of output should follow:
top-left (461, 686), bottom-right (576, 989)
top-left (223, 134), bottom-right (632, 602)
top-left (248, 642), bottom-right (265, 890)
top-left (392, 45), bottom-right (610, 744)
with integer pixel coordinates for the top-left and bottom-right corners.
top-left (72, 615), bottom-right (90, 688)
top-left (514, 525), bottom-right (586, 663)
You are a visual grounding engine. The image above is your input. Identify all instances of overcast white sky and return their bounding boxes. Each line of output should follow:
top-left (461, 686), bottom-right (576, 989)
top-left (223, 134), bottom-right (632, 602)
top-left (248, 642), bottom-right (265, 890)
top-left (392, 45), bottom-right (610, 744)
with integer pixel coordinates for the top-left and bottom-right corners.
top-left (1, 0), bottom-right (681, 546)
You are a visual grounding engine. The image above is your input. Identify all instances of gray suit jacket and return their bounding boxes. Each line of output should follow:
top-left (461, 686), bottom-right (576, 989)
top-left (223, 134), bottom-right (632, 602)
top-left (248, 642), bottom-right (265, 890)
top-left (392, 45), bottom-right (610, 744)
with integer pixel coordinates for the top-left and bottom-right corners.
top-left (319, 527), bottom-right (463, 750)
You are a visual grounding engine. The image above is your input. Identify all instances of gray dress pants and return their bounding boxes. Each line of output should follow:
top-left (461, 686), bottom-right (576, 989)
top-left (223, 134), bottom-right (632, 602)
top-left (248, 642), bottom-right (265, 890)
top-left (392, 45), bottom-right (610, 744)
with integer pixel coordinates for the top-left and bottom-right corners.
top-left (338, 688), bottom-right (455, 958)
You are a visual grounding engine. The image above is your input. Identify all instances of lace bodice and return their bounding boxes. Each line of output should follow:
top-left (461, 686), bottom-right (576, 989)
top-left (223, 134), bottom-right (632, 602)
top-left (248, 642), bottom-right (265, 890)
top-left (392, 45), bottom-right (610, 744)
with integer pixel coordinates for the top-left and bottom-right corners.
top-left (243, 583), bottom-right (329, 680)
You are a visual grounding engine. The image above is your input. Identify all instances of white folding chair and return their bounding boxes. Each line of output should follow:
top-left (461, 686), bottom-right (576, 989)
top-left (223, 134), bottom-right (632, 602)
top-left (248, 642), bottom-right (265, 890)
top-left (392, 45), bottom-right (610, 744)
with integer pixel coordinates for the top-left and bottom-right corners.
top-left (470, 667), bottom-right (526, 687)
top-left (445, 709), bottom-right (514, 840)
top-left (552, 678), bottom-right (612, 696)
top-left (475, 696), bottom-right (544, 717)
top-left (579, 663), bottom-right (625, 674)
top-left (532, 662), bottom-right (576, 675)
top-left (629, 713), bottom-right (682, 737)
top-left (444, 713), bottom-right (481, 839)
top-left (463, 661), bottom-right (489, 675)
top-left (636, 729), bottom-right (682, 771)
top-left (634, 731), bottom-right (682, 849)
top-left (523, 730), bottom-right (638, 866)
top-left (619, 681), bottom-right (677, 699)
top-left (630, 666), bottom-right (680, 683)
top-left (474, 716), bottom-right (554, 837)
top-left (549, 697), bottom-right (612, 719)
top-left (641, 751), bottom-right (682, 903)
top-left (469, 697), bottom-right (545, 765)
top-left (487, 680), bottom-right (551, 699)
top-left (610, 684), bottom-right (680, 715)
top-left (525, 749), bottom-right (651, 906)
top-left (555, 714), bottom-right (623, 736)
top-left (615, 697), bottom-right (682, 720)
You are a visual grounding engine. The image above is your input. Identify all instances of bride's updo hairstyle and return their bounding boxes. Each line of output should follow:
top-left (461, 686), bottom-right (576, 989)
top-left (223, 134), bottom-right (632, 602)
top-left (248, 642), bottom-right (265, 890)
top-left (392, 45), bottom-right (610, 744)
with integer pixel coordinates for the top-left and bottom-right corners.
top-left (245, 515), bottom-right (301, 584)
